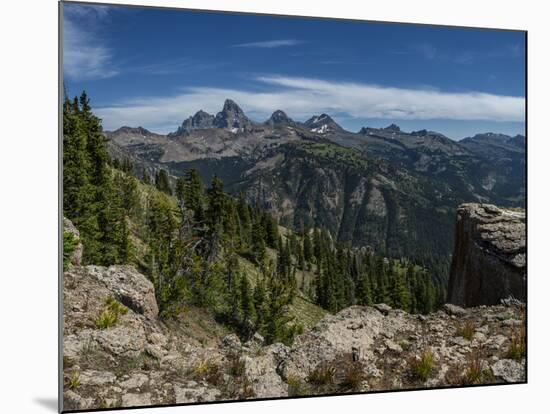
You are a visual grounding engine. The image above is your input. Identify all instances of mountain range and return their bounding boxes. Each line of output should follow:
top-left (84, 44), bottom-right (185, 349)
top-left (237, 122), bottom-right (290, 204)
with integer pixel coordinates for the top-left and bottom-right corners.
top-left (105, 99), bottom-right (526, 282)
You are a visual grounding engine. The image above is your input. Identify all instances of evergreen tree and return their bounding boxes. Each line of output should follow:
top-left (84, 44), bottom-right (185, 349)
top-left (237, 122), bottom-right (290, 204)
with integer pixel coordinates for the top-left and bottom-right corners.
top-left (239, 274), bottom-right (255, 322)
top-left (183, 169), bottom-right (204, 219)
top-left (62, 95), bottom-right (90, 222)
top-left (389, 271), bottom-right (409, 310)
top-left (155, 169), bottom-right (172, 195)
top-left (253, 278), bottom-right (268, 330)
top-left (250, 214), bottom-right (267, 264)
top-left (303, 230), bottom-right (313, 265)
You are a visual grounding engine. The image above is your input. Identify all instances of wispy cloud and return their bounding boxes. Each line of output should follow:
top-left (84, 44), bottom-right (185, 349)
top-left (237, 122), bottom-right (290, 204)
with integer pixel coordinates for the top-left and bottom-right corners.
top-left (231, 39), bottom-right (304, 48)
top-left (399, 42), bottom-right (524, 65)
top-left (96, 75), bottom-right (525, 133)
top-left (63, 5), bottom-right (118, 80)
top-left (415, 43), bottom-right (438, 60)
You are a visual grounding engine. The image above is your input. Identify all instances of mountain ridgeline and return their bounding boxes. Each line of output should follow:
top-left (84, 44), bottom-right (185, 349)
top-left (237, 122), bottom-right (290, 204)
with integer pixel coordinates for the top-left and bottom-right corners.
top-left (105, 98), bottom-right (525, 285)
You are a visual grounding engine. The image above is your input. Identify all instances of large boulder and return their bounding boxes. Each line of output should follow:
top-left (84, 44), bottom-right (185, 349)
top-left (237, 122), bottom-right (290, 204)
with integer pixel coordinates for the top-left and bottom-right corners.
top-left (447, 203), bottom-right (526, 307)
top-left (84, 265), bottom-right (159, 319)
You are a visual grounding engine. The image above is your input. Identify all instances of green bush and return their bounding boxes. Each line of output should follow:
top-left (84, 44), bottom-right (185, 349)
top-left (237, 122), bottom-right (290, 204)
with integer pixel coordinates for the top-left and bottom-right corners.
top-left (66, 371), bottom-right (81, 390)
top-left (95, 296), bottom-right (128, 329)
top-left (63, 231), bottom-right (78, 270)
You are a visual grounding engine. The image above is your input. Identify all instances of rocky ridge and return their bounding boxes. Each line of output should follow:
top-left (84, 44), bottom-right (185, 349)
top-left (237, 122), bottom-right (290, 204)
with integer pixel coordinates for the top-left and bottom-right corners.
top-left (63, 221), bottom-right (526, 411)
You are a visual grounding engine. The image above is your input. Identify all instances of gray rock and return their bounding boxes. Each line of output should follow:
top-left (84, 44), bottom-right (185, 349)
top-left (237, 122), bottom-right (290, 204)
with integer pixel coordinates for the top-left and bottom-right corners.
top-left (374, 303), bottom-right (392, 315)
top-left (174, 384), bottom-right (221, 404)
top-left (443, 303), bottom-right (467, 316)
top-left (221, 333), bottom-right (242, 352)
top-left (491, 359), bottom-right (525, 382)
top-left (86, 265), bottom-right (159, 319)
top-left (243, 345), bottom-right (289, 398)
top-left (502, 319), bottom-right (523, 327)
top-left (120, 373), bottom-right (149, 390)
top-left (79, 370), bottom-right (116, 386)
top-left (64, 390), bottom-right (94, 410)
top-left (92, 322), bottom-right (147, 358)
top-left (121, 392), bottom-right (151, 407)
top-left (245, 332), bottom-right (265, 348)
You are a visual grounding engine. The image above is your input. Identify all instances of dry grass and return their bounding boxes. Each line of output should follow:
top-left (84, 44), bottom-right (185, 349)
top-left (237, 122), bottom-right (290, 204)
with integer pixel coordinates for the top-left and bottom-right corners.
top-left (455, 321), bottom-right (475, 341)
top-left (409, 349), bottom-right (434, 382)
top-left (506, 309), bottom-right (526, 361)
top-left (340, 362), bottom-right (366, 391)
top-left (307, 362), bottom-right (336, 385)
top-left (192, 359), bottom-right (223, 386)
top-left (287, 375), bottom-right (309, 397)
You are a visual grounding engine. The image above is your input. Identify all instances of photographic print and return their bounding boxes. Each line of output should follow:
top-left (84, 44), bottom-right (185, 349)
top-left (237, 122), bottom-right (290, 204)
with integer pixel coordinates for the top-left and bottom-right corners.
top-left (60, 1), bottom-right (526, 412)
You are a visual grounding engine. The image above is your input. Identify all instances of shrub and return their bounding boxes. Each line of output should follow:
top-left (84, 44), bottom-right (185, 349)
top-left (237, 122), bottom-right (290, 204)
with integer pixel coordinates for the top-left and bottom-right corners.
top-left (95, 309), bottom-right (118, 329)
top-left (95, 296), bottom-right (128, 329)
top-left (193, 359), bottom-right (223, 386)
top-left (63, 231), bottom-right (78, 271)
top-left (66, 371), bottom-right (81, 390)
top-left (307, 362), bottom-right (336, 385)
top-left (410, 349), bottom-right (434, 382)
top-left (455, 321), bottom-right (475, 341)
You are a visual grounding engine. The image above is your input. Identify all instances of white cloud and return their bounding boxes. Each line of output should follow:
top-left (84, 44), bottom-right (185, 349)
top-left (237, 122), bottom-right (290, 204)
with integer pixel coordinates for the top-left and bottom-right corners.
top-left (63, 8), bottom-right (118, 80)
top-left (231, 39), bottom-right (304, 48)
top-left (95, 75), bottom-right (525, 133)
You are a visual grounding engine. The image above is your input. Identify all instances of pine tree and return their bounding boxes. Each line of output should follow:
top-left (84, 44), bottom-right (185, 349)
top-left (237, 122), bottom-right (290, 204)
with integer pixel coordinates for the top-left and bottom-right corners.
top-left (240, 274), bottom-right (255, 322)
top-left (155, 169), bottom-right (172, 195)
top-left (264, 212), bottom-right (279, 249)
top-left (303, 230), bottom-right (313, 265)
top-left (389, 271), bottom-right (409, 310)
top-left (183, 169), bottom-right (204, 219)
top-left (250, 215), bottom-right (267, 264)
top-left (62, 95), bottom-right (90, 222)
top-left (253, 278), bottom-right (268, 330)
top-left (206, 176), bottom-right (226, 229)
top-left (236, 193), bottom-right (252, 247)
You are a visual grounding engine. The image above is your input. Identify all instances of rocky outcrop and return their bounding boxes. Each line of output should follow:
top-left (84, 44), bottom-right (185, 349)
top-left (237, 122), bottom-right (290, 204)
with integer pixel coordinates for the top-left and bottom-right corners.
top-left (64, 260), bottom-right (525, 411)
top-left (447, 203), bottom-right (526, 307)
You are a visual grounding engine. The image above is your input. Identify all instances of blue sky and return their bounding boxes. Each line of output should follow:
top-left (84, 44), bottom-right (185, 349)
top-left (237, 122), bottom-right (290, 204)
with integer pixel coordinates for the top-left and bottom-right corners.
top-left (63, 2), bottom-right (526, 140)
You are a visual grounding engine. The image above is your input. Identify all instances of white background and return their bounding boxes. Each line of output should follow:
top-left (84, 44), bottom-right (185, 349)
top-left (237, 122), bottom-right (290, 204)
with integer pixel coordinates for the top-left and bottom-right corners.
top-left (0, 0), bottom-right (548, 413)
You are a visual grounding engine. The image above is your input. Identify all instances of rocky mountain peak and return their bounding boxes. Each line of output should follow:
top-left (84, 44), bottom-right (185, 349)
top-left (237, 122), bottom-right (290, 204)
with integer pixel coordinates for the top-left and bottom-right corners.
top-left (222, 99), bottom-right (243, 114)
top-left (173, 110), bottom-right (215, 135)
top-left (411, 129), bottom-right (429, 137)
top-left (304, 113), bottom-right (343, 134)
top-left (266, 109), bottom-right (293, 126)
top-left (384, 123), bottom-right (401, 132)
top-left (214, 99), bottom-right (253, 131)
top-left (113, 126), bottom-right (153, 136)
